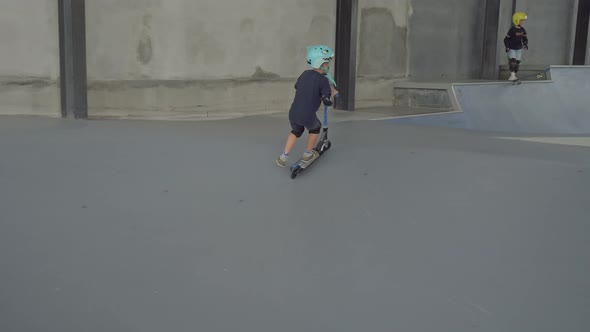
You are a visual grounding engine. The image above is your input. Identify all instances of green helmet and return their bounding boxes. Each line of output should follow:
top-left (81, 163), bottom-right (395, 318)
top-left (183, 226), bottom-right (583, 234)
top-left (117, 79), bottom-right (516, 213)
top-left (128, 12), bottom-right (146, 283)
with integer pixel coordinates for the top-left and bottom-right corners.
top-left (306, 45), bottom-right (334, 69)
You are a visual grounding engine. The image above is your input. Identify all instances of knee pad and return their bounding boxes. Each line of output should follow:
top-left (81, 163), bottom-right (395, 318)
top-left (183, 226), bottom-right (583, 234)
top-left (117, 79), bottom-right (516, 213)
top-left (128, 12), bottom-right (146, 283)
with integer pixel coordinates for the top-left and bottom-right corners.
top-left (509, 58), bottom-right (517, 72)
top-left (515, 60), bottom-right (521, 72)
top-left (308, 126), bottom-right (321, 134)
top-left (291, 129), bottom-right (304, 138)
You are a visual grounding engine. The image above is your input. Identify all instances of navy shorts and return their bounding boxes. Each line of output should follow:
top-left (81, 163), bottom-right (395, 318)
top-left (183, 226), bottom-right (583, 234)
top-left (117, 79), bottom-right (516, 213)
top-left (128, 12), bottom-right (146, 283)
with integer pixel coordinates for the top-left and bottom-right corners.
top-left (290, 116), bottom-right (321, 136)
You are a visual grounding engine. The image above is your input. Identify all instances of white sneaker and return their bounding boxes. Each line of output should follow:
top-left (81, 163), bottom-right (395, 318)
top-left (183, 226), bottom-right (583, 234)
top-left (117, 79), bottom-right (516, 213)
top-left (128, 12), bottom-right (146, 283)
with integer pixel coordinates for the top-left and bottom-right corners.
top-left (276, 154), bottom-right (288, 167)
top-left (508, 72), bottom-right (517, 81)
top-left (301, 150), bottom-right (319, 163)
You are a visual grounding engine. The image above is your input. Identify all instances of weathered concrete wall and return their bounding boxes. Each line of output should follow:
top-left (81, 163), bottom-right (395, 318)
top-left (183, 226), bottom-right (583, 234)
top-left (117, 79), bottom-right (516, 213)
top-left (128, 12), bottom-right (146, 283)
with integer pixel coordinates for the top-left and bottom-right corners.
top-left (1, 0), bottom-right (584, 118)
top-left (358, 0), bottom-right (487, 80)
top-left (512, 0), bottom-right (577, 65)
top-left (408, 0), bottom-right (486, 80)
top-left (355, 0), bottom-right (485, 108)
top-left (357, 0), bottom-right (581, 109)
top-left (495, 0), bottom-right (577, 74)
top-left (86, 0), bottom-right (335, 80)
top-left (85, 0), bottom-right (336, 119)
top-left (355, 0), bottom-right (410, 108)
top-left (0, 1), bottom-right (60, 117)
top-left (357, 0), bottom-right (410, 79)
top-left (87, 78), bottom-right (300, 120)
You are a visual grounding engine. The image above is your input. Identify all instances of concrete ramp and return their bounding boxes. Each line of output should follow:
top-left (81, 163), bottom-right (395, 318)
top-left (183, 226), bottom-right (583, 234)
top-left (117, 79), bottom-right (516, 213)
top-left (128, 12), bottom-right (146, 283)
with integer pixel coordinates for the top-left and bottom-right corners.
top-left (389, 66), bottom-right (590, 134)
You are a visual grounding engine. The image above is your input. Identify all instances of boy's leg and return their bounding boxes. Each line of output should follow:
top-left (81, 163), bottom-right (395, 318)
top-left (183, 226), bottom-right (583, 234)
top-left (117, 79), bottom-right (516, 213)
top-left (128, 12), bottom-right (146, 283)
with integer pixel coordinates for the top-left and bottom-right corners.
top-left (286, 121), bottom-right (305, 155)
top-left (306, 133), bottom-right (319, 152)
top-left (283, 133), bottom-right (298, 155)
top-left (508, 50), bottom-right (517, 71)
top-left (514, 50), bottom-right (522, 73)
top-left (302, 118), bottom-right (321, 161)
top-left (509, 58), bottom-right (518, 72)
top-left (302, 133), bottom-right (319, 162)
top-left (277, 122), bottom-right (304, 167)
top-left (508, 50), bottom-right (518, 80)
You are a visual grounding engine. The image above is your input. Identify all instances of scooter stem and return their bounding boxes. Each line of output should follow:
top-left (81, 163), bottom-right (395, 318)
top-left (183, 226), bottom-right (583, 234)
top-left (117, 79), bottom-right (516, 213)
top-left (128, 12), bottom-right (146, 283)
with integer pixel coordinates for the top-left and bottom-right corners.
top-left (323, 93), bottom-right (338, 128)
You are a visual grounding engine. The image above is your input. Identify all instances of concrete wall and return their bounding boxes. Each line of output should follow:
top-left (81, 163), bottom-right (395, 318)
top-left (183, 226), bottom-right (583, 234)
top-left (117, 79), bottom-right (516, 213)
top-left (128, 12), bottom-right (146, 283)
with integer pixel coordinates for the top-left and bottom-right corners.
top-left (85, 0), bottom-right (336, 119)
top-left (0, 0), bottom-right (586, 119)
top-left (356, 0), bottom-right (487, 81)
top-left (357, 0), bottom-right (410, 79)
top-left (510, 0), bottom-right (577, 65)
top-left (0, 0), bottom-right (60, 117)
top-left (495, 0), bottom-right (577, 77)
top-left (354, 0), bottom-right (486, 108)
top-left (408, 0), bottom-right (486, 80)
top-left (356, 0), bottom-right (581, 110)
top-left (354, 0), bottom-right (410, 108)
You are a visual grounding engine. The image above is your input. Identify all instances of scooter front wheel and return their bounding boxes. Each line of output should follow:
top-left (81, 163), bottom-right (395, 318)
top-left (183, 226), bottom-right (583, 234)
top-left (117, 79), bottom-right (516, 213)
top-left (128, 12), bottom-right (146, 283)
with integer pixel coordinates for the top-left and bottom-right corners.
top-left (290, 165), bottom-right (300, 179)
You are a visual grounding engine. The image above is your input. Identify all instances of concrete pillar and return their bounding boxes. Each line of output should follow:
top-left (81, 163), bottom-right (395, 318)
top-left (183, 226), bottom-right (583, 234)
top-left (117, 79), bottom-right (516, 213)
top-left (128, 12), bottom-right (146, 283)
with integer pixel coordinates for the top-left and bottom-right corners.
top-left (58, 0), bottom-right (88, 119)
top-left (334, 0), bottom-right (358, 111)
top-left (573, 0), bottom-right (590, 64)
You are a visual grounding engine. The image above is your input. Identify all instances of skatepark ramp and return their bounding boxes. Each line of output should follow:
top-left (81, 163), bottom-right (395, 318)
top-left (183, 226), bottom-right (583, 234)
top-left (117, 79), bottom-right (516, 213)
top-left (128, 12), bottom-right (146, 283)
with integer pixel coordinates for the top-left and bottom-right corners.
top-left (388, 66), bottom-right (590, 135)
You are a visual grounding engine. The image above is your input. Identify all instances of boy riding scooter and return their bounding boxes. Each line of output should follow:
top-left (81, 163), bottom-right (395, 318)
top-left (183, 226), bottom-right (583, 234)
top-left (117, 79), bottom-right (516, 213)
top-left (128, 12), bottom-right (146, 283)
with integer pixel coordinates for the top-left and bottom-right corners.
top-left (276, 45), bottom-right (338, 167)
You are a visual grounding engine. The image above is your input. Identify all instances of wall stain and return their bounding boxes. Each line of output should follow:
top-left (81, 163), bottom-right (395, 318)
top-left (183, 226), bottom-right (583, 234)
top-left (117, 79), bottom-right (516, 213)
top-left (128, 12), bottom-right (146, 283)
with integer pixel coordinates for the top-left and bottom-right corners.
top-left (240, 18), bottom-right (254, 33)
top-left (358, 8), bottom-right (407, 78)
top-left (137, 14), bottom-right (153, 65)
top-left (186, 20), bottom-right (226, 65)
top-left (251, 66), bottom-right (280, 80)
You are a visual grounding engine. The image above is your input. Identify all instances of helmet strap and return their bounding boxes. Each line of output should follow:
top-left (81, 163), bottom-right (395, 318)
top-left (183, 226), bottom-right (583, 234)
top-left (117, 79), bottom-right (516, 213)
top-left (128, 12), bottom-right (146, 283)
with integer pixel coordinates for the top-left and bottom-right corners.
top-left (325, 71), bottom-right (337, 87)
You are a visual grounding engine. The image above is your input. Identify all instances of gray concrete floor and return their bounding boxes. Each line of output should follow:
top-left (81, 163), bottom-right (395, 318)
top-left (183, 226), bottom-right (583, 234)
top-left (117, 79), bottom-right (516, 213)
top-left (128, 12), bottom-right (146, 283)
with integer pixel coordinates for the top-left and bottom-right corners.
top-left (1, 113), bottom-right (590, 332)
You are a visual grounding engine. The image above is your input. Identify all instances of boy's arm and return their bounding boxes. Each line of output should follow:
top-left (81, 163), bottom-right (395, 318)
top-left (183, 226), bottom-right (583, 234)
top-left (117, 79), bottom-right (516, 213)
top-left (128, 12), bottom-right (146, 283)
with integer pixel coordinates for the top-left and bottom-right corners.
top-left (522, 28), bottom-right (529, 49)
top-left (320, 77), bottom-right (333, 106)
top-left (503, 28), bottom-right (512, 51)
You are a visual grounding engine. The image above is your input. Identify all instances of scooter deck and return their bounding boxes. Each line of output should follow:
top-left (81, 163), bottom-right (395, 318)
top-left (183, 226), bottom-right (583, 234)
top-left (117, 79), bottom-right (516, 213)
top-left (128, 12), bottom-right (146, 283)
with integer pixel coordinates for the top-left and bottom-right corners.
top-left (291, 151), bottom-right (320, 169)
top-left (289, 138), bottom-right (331, 179)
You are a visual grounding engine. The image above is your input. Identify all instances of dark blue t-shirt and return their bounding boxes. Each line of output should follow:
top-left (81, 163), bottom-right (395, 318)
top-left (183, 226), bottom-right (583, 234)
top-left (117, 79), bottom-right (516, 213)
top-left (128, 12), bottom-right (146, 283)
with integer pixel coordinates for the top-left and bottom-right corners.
top-left (289, 70), bottom-right (331, 125)
top-left (504, 26), bottom-right (528, 50)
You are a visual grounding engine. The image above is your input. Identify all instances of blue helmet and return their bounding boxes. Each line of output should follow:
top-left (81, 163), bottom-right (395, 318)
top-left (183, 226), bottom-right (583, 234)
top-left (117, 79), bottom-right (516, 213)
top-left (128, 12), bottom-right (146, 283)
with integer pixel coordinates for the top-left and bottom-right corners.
top-left (306, 45), bottom-right (335, 69)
